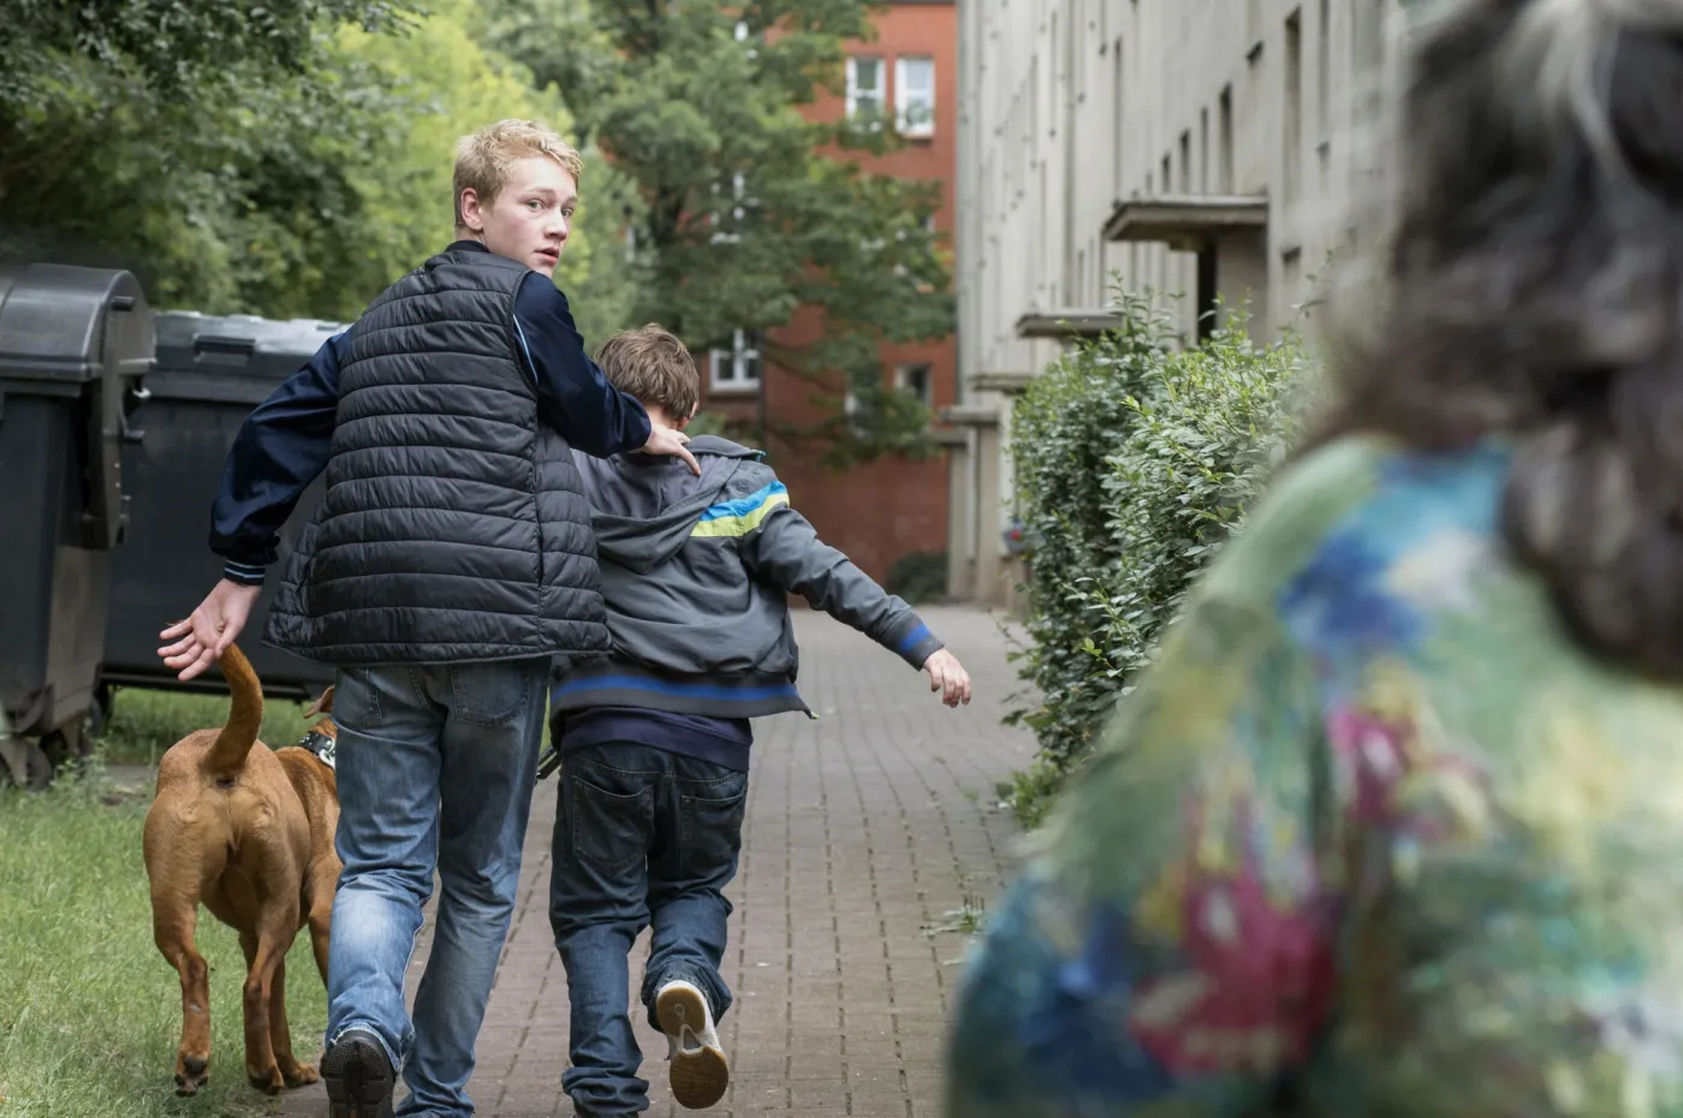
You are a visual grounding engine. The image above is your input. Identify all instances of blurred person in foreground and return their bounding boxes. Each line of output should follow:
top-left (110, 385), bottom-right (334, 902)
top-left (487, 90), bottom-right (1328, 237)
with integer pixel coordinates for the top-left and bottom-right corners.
top-left (944, 0), bottom-right (1683, 1114)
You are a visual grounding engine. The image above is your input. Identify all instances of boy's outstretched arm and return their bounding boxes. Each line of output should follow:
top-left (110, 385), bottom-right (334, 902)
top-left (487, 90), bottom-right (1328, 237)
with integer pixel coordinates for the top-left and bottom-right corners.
top-left (160, 332), bottom-right (347, 681)
top-left (743, 494), bottom-right (972, 706)
top-left (513, 275), bottom-right (697, 473)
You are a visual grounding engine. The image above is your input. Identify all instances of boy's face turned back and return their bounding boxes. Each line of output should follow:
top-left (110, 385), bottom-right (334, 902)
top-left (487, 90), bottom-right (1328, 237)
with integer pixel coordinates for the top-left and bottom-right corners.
top-left (460, 155), bottom-right (578, 277)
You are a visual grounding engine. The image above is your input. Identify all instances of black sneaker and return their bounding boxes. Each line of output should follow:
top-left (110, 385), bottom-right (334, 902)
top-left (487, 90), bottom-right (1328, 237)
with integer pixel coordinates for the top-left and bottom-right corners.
top-left (322, 1027), bottom-right (395, 1118)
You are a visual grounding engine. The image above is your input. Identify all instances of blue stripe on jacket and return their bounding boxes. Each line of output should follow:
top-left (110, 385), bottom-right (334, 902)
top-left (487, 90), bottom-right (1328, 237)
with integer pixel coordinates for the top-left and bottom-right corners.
top-left (552, 674), bottom-right (802, 703)
top-left (896, 622), bottom-right (932, 656)
top-left (698, 481), bottom-right (790, 522)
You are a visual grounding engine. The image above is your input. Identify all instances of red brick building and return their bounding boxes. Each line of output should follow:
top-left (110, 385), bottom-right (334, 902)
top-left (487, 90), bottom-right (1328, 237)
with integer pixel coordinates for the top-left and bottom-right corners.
top-left (700, 0), bottom-right (958, 587)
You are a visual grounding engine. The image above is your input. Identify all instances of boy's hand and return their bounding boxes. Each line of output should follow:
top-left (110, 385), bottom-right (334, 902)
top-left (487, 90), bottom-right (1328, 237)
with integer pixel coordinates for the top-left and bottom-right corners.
top-left (922, 648), bottom-right (972, 707)
top-left (640, 423), bottom-right (700, 475)
top-left (158, 579), bottom-right (262, 682)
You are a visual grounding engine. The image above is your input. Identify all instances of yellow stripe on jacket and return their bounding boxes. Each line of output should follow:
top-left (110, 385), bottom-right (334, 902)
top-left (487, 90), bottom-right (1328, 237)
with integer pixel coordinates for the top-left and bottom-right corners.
top-left (690, 482), bottom-right (791, 538)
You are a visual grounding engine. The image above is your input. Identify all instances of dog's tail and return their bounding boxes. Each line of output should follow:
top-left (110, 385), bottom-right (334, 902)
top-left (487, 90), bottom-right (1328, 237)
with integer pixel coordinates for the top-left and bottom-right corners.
top-left (205, 643), bottom-right (264, 776)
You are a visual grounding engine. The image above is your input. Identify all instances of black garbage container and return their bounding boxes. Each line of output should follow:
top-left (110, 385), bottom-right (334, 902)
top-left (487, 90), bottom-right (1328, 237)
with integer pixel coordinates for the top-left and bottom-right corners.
top-left (0, 262), bottom-right (153, 788)
top-left (101, 311), bottom-right (343, 704)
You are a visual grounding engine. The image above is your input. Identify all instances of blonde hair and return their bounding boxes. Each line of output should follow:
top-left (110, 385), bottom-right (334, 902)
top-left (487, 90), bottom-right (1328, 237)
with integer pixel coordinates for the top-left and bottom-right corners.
top-left (453, 119), bottom-right (585, 228)
top-left (595, 324), bottom-right (701, 421)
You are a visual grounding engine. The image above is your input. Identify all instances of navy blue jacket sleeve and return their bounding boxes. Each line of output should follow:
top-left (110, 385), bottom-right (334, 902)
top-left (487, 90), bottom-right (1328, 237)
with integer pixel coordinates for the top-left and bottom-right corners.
top-left (208, 333), bottom-right (346, 585)
top-left (512, 273), bottom-right (652, 457)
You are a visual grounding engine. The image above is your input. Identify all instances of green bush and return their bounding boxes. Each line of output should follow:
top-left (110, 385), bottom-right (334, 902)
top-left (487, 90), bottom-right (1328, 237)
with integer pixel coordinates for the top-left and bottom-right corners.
top-left (1003, 292), bottom-right (1315, 827)
top-left (886, 550), bottom-right (949, 605)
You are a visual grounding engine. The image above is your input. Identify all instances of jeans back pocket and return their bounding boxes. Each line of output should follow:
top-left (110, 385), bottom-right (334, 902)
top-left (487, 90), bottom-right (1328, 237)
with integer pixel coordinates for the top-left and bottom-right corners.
top-left (569, 774), bottom-right (656, 874)
top-left (332, 665), bottom-right (386, 732)
top-left (678, 773), bottom-right (748, 878)
top-left (448, 660), bottom-right (540, 728)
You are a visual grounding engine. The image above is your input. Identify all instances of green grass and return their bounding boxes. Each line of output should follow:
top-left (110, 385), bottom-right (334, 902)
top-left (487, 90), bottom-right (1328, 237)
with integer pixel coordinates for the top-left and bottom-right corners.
top-left (95, 687), bottom-right (320, 767)
top-left (0, 688), bottom-right (329, 1117)
top-left (94, 684), bottom-right (554, 767)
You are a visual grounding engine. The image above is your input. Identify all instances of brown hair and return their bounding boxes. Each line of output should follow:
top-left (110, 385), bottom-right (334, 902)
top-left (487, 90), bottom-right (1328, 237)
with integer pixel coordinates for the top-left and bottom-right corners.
top-left (596, 324), bottom-right (700, 421)
top-left (453, 119), bottom-right (584, 228)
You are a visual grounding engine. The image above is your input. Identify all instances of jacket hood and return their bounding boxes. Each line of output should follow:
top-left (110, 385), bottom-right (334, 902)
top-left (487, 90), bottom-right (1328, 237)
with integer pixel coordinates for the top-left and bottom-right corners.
top-left (573, 435), bottom-right (763, 574)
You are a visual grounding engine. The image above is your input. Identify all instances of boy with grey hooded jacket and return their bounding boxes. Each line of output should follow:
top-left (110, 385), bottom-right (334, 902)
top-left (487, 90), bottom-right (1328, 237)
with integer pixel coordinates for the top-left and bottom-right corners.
top-left (541, 325), bottom-right (970, 1116)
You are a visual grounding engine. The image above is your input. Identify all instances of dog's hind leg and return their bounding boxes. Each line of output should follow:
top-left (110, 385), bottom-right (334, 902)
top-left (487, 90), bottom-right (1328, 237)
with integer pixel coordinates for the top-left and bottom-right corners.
top-left (238, 912), bottom-right (297, 1095)
top-left (153, 898), bottom-right (212, 1096)
top-left (305, 859), bottom-right (337, 987)
top-left (268, 953), bottom-right (320, 1088)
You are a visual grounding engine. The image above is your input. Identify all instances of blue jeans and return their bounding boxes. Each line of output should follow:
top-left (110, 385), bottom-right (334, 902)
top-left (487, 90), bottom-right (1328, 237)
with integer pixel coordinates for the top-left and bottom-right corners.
top-left (549, 742), bottom-right (748, 1116)
top-left (326, 657), bottom-right (550, 1118)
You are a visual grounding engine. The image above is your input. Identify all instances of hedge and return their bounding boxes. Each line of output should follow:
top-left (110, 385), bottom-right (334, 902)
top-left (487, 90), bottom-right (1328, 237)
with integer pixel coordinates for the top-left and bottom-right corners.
top-left (1002, 292), bottom-right (1317, 827)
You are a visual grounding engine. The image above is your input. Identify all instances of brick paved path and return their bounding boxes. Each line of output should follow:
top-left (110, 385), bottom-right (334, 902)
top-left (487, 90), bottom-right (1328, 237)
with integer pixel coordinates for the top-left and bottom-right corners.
top-left (283, 605), bottom-right (1037, 1118)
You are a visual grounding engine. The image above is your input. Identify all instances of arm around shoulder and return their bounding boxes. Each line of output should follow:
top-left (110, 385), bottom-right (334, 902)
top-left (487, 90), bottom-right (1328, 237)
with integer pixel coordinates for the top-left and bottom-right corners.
top-left (512, 273), bottom-right (651, 457)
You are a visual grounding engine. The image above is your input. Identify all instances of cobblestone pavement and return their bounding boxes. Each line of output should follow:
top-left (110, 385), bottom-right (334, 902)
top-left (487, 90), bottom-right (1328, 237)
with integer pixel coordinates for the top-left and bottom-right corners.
top-left (282, 605), bottom-right (1038, 1117)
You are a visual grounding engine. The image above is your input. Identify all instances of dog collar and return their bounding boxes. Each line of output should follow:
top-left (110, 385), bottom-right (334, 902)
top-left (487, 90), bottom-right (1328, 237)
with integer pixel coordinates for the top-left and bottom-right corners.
top-left (296, 729), bottom-right (336, 770)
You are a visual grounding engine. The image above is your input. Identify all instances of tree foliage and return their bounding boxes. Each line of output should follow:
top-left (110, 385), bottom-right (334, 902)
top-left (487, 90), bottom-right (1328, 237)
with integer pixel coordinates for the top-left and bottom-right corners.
top-left (0, 0), bottom-right (409, 109)
top-left (483, 0), bottom-right (955, 462)
top-left (0, 0), bottom-right (610, 324)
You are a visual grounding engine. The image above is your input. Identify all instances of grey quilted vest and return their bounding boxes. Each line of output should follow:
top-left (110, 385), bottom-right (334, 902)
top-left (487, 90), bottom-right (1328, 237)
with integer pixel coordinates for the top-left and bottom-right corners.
top-left (263, 247), bottom-right (609, 665)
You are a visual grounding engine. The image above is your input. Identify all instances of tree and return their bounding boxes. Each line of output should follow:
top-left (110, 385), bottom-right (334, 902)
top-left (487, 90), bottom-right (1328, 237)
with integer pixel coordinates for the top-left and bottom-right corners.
top-left (0, 0), bottom-right (611, 324)
top-left (0, 0), bottom-right (410, 110)
top-left (0, 0), bottom-right (415, 309)
top-left (482, 0), bottom-right (954, 464)
top-left (330, 0), bottom-right (614, 322)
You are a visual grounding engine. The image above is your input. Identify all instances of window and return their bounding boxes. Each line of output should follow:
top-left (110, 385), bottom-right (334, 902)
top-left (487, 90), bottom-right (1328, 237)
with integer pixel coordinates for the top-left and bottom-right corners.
top-left (1200, 106), bottom-right (1210, 191)
top-left (734, 19), bottom-right (759, 60)
top-left (1285, 8), bottom-right (1303, 202)
top-left (1354, 0), bottom-right (1385, 68)
top-left (1218, 84), bottom-right (1234, 192)
top-left (708, 330), bottom-right (761, 393)
top-left (895, 363), bottom-right (933, 407)
top-left (708, 171), bottom-right (748, 245)
top-left (843, 367), bottom-right (882, 437)
top-left (1317, 0), bottom-right (1331, 139)
top-left (846, 57), bottom-right (884, 120)
top-left (896, 56), bottom-right (936, 137)
top-left (1282, 246), bottom-right (1304, 310)
top-left (1353, 0), bottom-right (1387, 127)
top-left (1112, 39), bottom-right (1125, 196)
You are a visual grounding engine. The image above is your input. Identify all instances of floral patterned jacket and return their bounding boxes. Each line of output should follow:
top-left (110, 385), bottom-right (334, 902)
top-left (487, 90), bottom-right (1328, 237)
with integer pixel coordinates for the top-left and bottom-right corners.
top-left (947, 435), bottom-right (1683, 1118)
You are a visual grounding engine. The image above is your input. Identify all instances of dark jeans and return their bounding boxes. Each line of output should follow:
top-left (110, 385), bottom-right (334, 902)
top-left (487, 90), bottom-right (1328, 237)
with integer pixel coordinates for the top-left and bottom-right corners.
top-left (549, 742), bottom-right (748, 1116)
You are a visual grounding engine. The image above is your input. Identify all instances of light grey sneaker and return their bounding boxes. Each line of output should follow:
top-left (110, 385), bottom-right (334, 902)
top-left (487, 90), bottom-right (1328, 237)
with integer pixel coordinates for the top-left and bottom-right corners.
top-left (655, 979), bottom-right (729, 1109)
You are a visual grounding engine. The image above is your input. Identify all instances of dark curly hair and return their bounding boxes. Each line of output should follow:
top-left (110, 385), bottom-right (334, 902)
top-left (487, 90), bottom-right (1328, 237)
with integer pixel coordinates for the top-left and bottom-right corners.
top-left (1318, 0), bottom-right (1683, 677)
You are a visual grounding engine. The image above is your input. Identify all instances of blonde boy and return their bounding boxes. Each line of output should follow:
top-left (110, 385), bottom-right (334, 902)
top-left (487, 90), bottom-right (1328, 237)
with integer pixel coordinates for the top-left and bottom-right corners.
top-left (161, 121), bottom-right (695, 1118)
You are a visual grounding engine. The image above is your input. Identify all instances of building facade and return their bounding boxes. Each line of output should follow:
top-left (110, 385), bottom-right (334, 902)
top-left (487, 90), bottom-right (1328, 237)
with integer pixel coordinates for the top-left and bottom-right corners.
top-left (699, 0), bottom-right (959, 588)
top-left (948, 0), bottom-right (1429, 608)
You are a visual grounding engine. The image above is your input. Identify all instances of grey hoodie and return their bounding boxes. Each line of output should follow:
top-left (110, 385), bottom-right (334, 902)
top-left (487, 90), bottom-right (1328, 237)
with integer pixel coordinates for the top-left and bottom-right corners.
top-left (549, 435), bottom-right (945, 718)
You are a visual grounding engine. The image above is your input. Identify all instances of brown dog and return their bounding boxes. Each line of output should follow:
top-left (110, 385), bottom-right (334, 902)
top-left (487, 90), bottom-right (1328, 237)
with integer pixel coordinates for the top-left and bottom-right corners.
top-left (142, 644), bottom-right (342, 1096)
